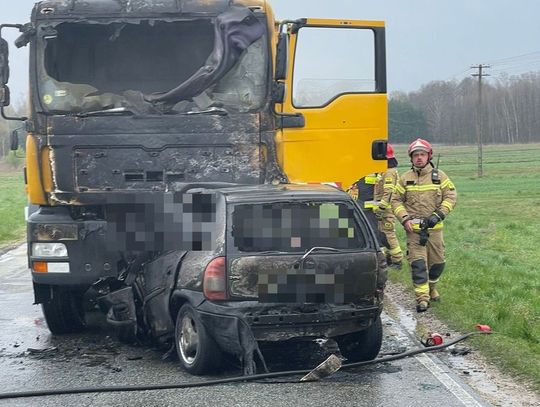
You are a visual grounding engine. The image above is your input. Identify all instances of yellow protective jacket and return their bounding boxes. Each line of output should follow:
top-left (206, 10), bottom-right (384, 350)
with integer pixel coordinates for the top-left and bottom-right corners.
top-left (374, 167), bottom-right (399, 213)
top-left (392, 164), bottom-right (457, 227)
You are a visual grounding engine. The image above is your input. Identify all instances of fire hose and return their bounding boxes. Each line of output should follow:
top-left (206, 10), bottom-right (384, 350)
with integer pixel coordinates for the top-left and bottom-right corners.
top-left (0, 329), bottom-right (493, 400)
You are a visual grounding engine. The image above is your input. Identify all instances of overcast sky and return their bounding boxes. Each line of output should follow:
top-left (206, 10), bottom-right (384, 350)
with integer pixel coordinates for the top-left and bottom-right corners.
top-left (3, 0), bottom-right (540, 104)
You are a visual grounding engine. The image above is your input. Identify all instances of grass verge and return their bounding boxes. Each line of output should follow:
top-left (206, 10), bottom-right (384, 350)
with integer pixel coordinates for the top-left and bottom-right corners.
top-left (389, 143), bottom-right (540, 392)
top-left (0, 170), bottom-right (26, 248)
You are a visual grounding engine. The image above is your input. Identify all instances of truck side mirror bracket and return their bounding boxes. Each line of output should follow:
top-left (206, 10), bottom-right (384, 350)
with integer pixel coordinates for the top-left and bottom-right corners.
top-left (271, 82), bottom-right (285, 103)
top-left (14, 23), bottom-right (35, 48)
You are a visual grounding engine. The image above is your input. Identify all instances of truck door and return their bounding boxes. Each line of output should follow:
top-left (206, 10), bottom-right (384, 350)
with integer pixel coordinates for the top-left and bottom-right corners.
top-left (275, 19), bottom-right (387, 190)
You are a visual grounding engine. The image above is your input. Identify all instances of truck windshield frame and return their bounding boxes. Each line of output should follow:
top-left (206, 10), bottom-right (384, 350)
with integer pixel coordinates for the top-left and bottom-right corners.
top-left (34, 14), bottom-right (269, 115)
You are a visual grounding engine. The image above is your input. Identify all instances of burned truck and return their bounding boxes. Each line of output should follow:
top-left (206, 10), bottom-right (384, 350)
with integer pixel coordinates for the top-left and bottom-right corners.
top-left (0, 0), bottom-right (389, 373)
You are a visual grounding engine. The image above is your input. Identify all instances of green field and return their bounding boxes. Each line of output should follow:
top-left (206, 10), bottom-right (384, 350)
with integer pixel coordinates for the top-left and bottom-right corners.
top-left (391, 143), bottom-right (540, 391)
top-left (0, 170), bottom-right (26, 247)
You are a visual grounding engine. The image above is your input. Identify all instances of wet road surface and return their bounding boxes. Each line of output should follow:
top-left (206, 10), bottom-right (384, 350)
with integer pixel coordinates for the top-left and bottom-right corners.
top-left (0, 245), bottom-right (491, 407)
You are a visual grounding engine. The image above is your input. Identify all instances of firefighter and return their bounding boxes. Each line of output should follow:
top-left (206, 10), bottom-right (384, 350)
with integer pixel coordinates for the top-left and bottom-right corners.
top-left (391, 138), bottom-right (457, 312)
top-left (372, 143), bottom-right (403, 269)
top-left (346, 173), bottom-right (379, 235)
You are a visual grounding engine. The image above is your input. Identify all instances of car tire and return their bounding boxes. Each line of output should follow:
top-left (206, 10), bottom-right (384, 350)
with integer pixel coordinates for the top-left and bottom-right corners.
top-left (41, 287), bottom-right (86, 334)
top-left (336, 315), bottom-right (383, 362)
top-left (175, 304), bottom-right (222, 375)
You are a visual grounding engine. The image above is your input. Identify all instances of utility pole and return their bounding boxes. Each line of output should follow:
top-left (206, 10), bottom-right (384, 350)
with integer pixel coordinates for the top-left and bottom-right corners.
top-left (471, 64), bottom-right (490, 178)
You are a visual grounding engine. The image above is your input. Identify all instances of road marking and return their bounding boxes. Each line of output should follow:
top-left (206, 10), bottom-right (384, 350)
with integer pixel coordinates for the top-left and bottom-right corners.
top-left (0, 255), bottom-right (13, 264)
top-left (415, 353), bottom-right (484, 407)
top-left (383, 297), bottom-right (489, 407)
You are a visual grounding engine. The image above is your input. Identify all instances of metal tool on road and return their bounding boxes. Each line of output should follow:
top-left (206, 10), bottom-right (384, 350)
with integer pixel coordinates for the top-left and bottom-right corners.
top-left (300, 354), bottom-right (342, 382)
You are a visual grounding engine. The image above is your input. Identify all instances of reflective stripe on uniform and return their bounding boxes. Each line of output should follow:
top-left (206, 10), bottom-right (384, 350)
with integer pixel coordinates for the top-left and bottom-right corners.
top-left (389, 246), bottom-right (402, 255)
top-left (405, 185), bottom-right (441, 192)
top-left (379, 199), bottom-right (389, 209)
top-left (395, 184), bottom-right (405, 194)
top-left (441, 200), bottom-right (454, 210)
top-left (365, 176), bottom-right (378, 184)
top-left (364, 200), bottom-right (380, 209)
top-left (412, 222), bottom-right (444, 231)
top-left (441, 179), bottom-right (455, 189)
top-left (394, 204), bottom-right (406, 216)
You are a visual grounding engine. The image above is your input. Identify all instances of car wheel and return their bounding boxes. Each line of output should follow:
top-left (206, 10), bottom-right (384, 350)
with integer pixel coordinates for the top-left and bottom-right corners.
top-left (41, 287), bottom-right (86, 334)
top-left (175, 304), bottom-right (222, 375)
top-left (336, 315), bottom-right (383, 362)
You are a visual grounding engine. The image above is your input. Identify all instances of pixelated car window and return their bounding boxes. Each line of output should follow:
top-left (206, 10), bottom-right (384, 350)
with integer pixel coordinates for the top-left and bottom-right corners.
top-left (231, 201), bottom-right (365, 252)
top-left (105, 192), bottom-right (218, 251)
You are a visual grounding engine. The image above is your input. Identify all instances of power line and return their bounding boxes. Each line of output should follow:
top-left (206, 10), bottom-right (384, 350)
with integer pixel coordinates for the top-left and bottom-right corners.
top-left (490, 64), bottom-right (540, 75)
top-left (484, 51), bottom-right (540, 65)
top-left (442, 52), bottom-right (540, 84)
top-left (491, 57), bottom-right (540, 67)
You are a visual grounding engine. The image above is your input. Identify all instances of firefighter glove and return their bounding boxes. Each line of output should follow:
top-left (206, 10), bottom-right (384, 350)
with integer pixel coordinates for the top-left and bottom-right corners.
top-left (426, 212), bottom-right (442, 228)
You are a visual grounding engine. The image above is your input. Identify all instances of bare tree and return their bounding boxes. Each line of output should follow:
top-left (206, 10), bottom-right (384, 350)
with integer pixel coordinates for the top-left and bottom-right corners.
top-left (389, 72), bottom-right (540, 144)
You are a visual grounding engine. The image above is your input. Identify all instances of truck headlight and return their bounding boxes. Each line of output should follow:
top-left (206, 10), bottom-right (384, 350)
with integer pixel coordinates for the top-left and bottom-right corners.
top-left (32, 243), bottom-right (68, 258)
top-left (33, 224), bottom-right (78, 241)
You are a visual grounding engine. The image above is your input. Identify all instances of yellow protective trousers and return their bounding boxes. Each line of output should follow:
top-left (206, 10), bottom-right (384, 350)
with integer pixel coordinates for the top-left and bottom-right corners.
top-left (378, 215), bottom-right (403, 263)
top-left (406, 229), bottom-right (445, 303)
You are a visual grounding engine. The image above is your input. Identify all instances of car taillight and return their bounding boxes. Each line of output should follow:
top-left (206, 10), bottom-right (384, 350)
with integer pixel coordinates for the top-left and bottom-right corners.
top-left (203, 256), bottom-right (227, 300)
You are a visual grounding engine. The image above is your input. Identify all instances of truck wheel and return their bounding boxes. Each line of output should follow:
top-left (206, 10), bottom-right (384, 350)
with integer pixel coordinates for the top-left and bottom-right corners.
top-left (175, 304), bottom-right (222, 375)
top-left (336, 315), bottom-right (383, 362)
top-left (41, 287), bottom-right (86, 334)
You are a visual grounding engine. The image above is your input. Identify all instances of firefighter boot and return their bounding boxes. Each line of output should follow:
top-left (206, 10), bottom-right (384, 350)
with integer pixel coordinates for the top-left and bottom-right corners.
top-left (416, 300), bottom-right (429, 313)
top-left (429, 282), bottom-right (440, 302)
top-left (414, 283), bottom-right (430, 313)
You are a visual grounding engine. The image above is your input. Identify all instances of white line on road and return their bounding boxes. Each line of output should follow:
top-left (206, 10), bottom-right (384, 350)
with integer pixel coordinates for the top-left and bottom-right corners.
top-left (0, 255), bottom-right (14, 264)
top-left (415, 348), bottom-right (485, 406)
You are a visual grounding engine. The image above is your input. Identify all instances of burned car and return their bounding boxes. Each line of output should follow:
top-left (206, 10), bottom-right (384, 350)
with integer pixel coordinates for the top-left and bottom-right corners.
top-left (100, 184), bottom-right (387, 375)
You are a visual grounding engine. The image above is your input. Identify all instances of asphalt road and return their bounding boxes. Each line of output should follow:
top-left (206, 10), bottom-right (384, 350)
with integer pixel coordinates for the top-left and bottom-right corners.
top-left (0, 245), bottom-right (491, 407)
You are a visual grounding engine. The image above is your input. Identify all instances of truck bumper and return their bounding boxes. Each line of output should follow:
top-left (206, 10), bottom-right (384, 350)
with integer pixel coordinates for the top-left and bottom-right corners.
top-left (28, 206), bottom-right (121, 288)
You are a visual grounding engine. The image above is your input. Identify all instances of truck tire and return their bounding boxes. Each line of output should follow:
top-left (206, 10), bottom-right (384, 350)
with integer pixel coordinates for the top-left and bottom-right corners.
top-left (336, 315), bottom-right (383, 362)
top-left (175, 304), bottom-right (222, 375)
top-left (41, 287), bottom-right (86, 334)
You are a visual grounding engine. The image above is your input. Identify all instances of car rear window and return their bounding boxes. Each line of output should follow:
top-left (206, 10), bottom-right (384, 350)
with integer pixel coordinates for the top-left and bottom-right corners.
top-left (230, 201), bottom-right (366, 252)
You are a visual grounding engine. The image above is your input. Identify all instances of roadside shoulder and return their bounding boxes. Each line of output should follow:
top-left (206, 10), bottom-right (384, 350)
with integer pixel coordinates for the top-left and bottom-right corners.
top-left (0, 240), bottom-right (25, 257)
top-left (384, 281), bottom-right (540, 407)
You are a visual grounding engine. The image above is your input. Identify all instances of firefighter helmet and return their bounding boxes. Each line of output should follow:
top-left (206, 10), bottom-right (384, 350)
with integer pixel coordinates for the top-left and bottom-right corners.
top-left (386, 143), bottom-right (395, 159)
top-left (407, 138), bottom-right (433, 159)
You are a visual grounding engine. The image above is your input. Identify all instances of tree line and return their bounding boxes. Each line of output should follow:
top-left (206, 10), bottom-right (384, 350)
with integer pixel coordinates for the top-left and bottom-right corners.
top-left (389, 71), bottom-right (540, 145)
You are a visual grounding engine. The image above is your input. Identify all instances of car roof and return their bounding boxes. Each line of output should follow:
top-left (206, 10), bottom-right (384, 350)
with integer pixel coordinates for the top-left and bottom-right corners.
top-left (196, 183), bottom-right (352, 204)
